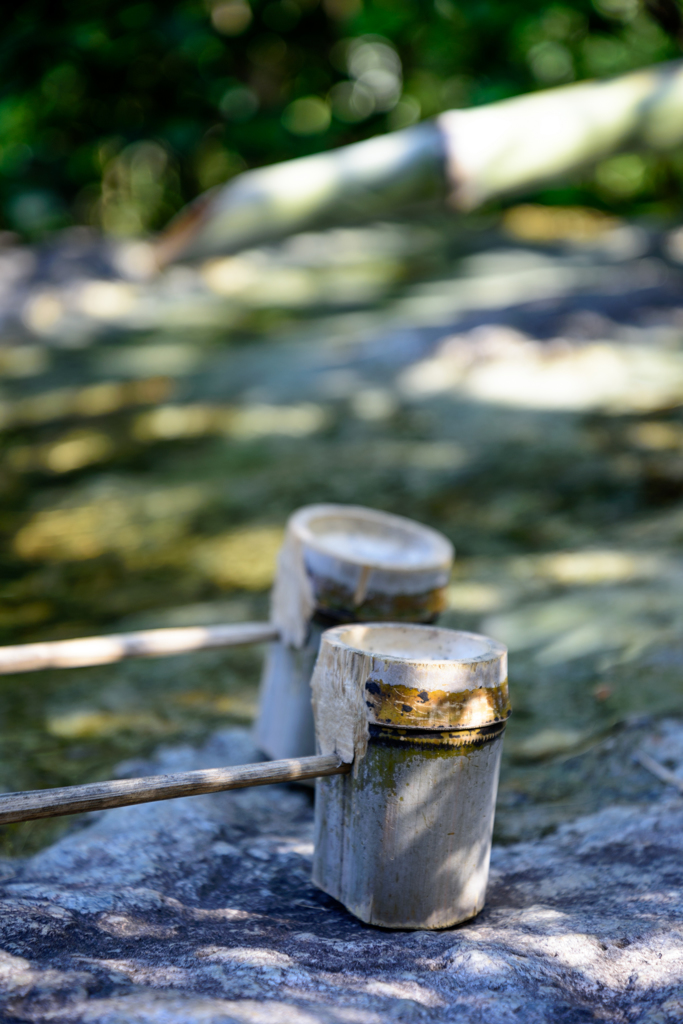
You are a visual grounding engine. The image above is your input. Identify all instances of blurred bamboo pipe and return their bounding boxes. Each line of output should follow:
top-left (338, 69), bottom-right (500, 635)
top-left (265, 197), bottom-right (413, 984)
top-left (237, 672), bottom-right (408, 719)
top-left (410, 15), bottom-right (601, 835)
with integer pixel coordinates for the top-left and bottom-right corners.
top-left (0, 622), bottom-right (279, 675)
top-left (157, 60), bottom-right (683, 265)
top-left (0, 754), bottom-right (350, 826)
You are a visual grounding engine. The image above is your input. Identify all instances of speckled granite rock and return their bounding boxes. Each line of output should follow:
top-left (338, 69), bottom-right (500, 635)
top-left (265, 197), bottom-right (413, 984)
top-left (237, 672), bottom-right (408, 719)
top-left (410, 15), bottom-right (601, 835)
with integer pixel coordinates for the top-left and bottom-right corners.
top-left (1, 727), bottom-right (682, 1023)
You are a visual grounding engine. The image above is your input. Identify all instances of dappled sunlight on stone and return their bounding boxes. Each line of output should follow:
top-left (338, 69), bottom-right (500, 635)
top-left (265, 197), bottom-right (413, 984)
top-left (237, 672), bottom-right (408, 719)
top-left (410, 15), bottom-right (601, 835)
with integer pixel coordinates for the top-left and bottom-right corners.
top-left (97, 913), bottom-right (178, 939)
top-left (466, 342), bottom-right (683, 413)
top-left (191, 526), bottom-right (284, 590)
top-left (349, 387), bottom-right (397, 421)
top-left (362, 979), bottom-right (445, 1009)
top-left (0, 345), bottom-right (49, 379)
top-left (173, 691), bottom-right (257, 719)
top-left (502, 203), bottom-right (622, 244)
top-left (399, 323), bottom-right (683, 414)
top-left (10, 429), bottom-right (115, 475)
top-left (134, 402), bottom-right (327, 442)
top-left (511, 727), bottom-right (589, 761)
top-left (628, 419), bottom-right (683, 450)
top-left (202, 258), bottom-right (317, 306)
top-left (14, 221), bottom-right (430, 340)
top-left (359, 439), bottom-right (468, 473)
top-left (531, 548), bottom-right (662, 586)
top-left (110, 239), bottom-right (159, 282)
top-left (536, 619), bottom-right (637, 664)
top-left (46, 432), bottom-right (113, 474)
top-left (201, 256), bottom-right (264, 296)
top-left (13, 482), bottom-right (208, 563)
top-left (96, 342), bottom-right (206, 379)
top-left (484, 587), bottom-right (679, 659)
top-left (76, 281), bottom-right (137, 320)
top-left (46, 709), bottom-right (174, 739)
top-left (0, 376), bottom-right (172, 429)
top-left (228, 403), bottom-right (327, 440)
top-left (118, 598), bottom-right (258, 630)
top-left (447, 548), bottom-right (674, 628)
top-left (22, 290), bottom-right (65, 335)
top-left (394, 249), bottom-right (603, 324)
top-left (133, 403), bottom-right (227, 441)
top-left (196, 946), bottom-right (295, 966)
top-left (197, 223), bottom-right (425, 309)
top-left (86, 959), bottom-right (191, 987)
top-left (0, 600), bottom-right (52, 630)
top-left (447, 581), bottom-right (508, 613)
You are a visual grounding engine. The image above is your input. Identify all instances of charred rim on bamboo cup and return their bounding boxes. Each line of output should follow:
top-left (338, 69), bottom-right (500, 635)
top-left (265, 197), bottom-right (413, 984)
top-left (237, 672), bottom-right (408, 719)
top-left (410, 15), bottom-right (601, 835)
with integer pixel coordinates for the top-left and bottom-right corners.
top-left (328, 622), bottom-right (510, 730)
top-left (312, 623), bottom-right (509, 929)
top-left (290, 505), bottom-right (454, 622)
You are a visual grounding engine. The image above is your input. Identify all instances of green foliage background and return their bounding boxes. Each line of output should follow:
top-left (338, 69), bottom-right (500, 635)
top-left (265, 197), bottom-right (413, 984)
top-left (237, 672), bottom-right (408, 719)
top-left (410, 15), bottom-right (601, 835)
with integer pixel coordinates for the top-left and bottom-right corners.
top-left (0, 0), bottom-right (679, 238)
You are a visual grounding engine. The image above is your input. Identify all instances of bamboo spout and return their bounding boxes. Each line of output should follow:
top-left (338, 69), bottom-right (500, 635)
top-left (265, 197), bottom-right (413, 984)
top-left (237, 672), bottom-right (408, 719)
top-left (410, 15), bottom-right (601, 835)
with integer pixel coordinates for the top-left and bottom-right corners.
top-left (157, 60), bottom-right (683, 264)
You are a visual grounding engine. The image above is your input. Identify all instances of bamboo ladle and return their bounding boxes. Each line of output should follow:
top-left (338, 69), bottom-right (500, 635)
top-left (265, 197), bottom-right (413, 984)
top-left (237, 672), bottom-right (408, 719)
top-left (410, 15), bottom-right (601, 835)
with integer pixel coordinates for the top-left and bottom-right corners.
top-left (0, 621), bottom-right (279, 675)
top-left (0, 754), bottom-right (349, 826)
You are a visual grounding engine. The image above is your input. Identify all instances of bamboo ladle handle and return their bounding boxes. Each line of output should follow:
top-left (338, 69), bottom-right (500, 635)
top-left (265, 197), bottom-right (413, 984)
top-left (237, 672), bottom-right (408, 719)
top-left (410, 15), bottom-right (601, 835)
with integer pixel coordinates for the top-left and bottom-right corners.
top-left (0, 754), bottom-right (350, 825)
top-left (0, 622), bottom-right (280, 675)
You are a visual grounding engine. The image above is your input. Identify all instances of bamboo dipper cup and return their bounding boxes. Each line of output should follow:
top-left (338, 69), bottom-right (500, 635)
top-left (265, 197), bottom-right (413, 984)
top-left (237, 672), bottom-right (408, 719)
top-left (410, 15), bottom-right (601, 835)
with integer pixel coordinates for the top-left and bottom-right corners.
top-left (255, 505), bottom-right (454, 762)
top-left (311, 623), bottom-right (510, 930)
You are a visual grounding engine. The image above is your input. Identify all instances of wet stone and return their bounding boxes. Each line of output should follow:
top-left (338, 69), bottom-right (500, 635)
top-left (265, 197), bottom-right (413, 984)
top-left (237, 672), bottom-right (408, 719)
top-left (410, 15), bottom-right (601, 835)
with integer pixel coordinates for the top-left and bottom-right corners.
top-left (0, 726), bottom-right (681, 1023)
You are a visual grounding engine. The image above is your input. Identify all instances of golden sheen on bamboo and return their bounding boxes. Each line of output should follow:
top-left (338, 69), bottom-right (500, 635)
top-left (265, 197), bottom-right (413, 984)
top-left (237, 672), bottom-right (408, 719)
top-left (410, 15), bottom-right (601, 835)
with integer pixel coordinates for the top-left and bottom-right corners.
top-left (255, 505), bottom-right (454, 762)
top-left (312, 623), bottom-right (509, 930)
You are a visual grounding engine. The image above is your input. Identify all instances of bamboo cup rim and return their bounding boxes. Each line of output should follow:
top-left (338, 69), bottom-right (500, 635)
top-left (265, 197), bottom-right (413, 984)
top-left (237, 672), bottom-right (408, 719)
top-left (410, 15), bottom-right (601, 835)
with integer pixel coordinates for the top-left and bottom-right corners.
top-left (319, 622), bottom-right (510, 730)
top-left (289, 504), bottom-right (454, 574)
top-left (323, 622), bottom-right (505, 669)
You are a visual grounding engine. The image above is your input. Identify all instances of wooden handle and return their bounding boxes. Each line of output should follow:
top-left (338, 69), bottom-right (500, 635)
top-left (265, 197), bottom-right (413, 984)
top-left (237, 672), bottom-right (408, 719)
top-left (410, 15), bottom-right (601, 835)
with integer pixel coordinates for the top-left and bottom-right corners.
top-left (0, 754), bottom-right (351, 825)
top-left (635, 749), bottom-right (683, 794)
top-left (0, 622), bottom-right (280, 675)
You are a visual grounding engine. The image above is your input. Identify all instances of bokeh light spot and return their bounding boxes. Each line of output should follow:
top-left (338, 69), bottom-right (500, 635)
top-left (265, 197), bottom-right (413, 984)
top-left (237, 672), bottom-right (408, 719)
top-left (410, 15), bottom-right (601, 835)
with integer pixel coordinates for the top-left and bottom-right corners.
top-left (282, 97), bottom-right (331, 135)
top-left (210, 0), bottom-right (252, 36)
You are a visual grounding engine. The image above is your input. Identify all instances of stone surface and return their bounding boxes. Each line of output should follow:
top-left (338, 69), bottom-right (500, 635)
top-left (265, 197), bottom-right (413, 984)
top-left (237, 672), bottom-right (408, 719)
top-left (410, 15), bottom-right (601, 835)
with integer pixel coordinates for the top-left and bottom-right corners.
top-left (1, 726), bottom-right (682, 1022)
